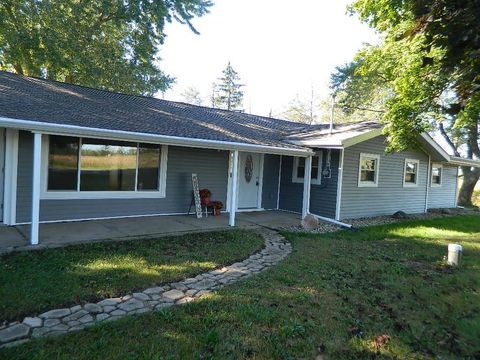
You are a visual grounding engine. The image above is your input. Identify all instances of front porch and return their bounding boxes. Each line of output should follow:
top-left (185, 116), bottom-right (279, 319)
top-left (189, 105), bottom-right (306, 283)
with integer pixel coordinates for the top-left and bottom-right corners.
top-left (0, 210), bottom-right (301, 253)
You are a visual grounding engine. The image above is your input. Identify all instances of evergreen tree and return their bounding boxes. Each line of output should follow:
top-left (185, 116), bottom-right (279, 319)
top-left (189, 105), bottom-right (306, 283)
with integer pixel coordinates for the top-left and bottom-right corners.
top-left (181, 86), bottom-right (203, 105)
top-left (213, 62), bottom-right (244, 110)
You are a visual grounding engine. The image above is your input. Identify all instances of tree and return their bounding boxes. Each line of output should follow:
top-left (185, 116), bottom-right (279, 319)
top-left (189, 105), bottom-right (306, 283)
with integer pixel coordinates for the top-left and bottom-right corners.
top-left (213, 62), bottom-right (244, 110)
top-left (0, 0), bottom-right (212, 96)
top-left (181, 86), bottom-right (203, 105)
top-left (332, 0), bottom-right (480, 206)
top-left (282, 92), bottom-right (318, 124)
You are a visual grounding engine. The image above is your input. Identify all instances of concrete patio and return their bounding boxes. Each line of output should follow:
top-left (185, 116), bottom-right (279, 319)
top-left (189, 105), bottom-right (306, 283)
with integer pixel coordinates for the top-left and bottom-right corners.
top-left (0, 211), bottom-right (301, 253)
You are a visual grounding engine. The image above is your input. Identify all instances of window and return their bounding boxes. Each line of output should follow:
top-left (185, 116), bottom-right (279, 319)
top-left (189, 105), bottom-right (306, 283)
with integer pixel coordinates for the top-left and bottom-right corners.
top-left (45, 135), bottom-right (166, 198)
top-left (358, 153), bottom-right (380, 187)
top-left (431, 163), bottom-right (442, 186)
top-left (292, 154), bottom-right (322, 185)
top-left (403, 159), bottom-right (420, 186)
top-left (48, 136), bottom-right (79, 190)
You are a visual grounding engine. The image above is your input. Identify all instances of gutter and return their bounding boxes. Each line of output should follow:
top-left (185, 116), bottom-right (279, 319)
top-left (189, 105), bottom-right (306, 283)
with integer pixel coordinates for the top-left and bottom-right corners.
top-left (0, 116), bottom-right (315, 157)
top-left (449, 156), bottom-right (480, 167)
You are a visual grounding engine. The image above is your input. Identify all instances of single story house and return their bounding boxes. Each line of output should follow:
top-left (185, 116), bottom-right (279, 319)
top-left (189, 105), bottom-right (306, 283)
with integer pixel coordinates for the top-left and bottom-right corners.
top-left (0, 71), bottom-right (478, 245)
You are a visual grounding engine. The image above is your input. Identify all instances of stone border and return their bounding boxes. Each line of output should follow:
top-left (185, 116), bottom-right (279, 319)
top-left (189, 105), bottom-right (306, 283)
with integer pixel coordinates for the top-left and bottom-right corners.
top-left (0, 229), bottom-right (291, 348)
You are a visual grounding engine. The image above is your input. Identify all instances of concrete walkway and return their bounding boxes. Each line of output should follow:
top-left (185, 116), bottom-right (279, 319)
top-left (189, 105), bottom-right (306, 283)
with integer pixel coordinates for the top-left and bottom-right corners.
top-left (0, 211), bottom-right (301, 253)
top-left (0, 228), bottom-right (291, 348)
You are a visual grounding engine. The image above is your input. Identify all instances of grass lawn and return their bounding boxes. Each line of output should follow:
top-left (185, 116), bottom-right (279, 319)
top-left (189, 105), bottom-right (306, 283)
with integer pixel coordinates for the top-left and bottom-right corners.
top-left (0, 230), bottom-right (264, 322)
top-left (2, 215), bottom-right (480, 359)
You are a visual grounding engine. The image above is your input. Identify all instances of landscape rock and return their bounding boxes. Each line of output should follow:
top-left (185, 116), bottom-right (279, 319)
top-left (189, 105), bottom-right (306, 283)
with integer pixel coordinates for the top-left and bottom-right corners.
top-left (39, 308), bottom-right (71, 319)
top-left (143, 287), bottom-right (164, 295)
top-left (22, 317), bottom-right (42, 328)
top-left (162, 289), bottom-right (185, 301)
top-left (84, 303), bottom-right (102, 314)
top-left (301, 214), bottom-right (319, 230)
top-left (0, 324), bottom-right (30, 343)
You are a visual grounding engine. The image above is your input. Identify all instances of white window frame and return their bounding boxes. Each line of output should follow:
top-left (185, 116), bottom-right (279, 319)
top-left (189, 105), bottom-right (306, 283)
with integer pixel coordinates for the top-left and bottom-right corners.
top-left (358, 153), bottom-right (380, 187)
top-left (41, 135), bottom-right (168, 200)
top-left (403, 158), bottom-right (420, 187)
top-left (430, 163), bottom-right (443, 187)
top-left (292, 153), bottom-right (322, 185)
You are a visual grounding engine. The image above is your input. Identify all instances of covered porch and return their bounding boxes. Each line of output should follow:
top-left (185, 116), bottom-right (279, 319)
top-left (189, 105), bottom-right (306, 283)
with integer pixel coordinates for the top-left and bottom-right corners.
top-left (0, 210), bottom-right (301, 253)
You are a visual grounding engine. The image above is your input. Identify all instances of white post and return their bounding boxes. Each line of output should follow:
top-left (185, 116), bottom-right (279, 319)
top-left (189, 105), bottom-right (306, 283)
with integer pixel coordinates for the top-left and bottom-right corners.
top-left (335, 149), bottom-right (344, 221)
top-left (229, 150), bottom-right (239, 227)
top-left (30, 132), bottom-right (42, 245)
top-left (302, 156), bottom-right (312, 218)
top-left (3, 129), bottom-right (19, 225)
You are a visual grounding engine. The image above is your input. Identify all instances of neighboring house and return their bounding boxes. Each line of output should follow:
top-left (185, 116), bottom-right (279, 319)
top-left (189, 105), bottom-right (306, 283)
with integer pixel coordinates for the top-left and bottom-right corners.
top-left (0, 71), bottom-right (478, 245)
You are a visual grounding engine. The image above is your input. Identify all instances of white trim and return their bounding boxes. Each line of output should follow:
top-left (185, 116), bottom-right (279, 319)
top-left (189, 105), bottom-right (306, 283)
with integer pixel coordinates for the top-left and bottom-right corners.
top-left (454, 166), bottom-right (459, 207)
top-left (357, 153), bottom-right (380, 187)
top-left (335, 148), bottom-right (344, 221)
top-left (430, 162), bottom-right (443, 187)
top-left (3, 129), bottom-right (18, 225)
top-left (229, 150), bottom-right (239, 226)
top-left (419, 133), bottom-right (450, 161)
top-left (226, 152), bottom-right (233, 211)
top-left (257, 154), bottom-right (264, 209)
top-left (449, 156), bottom-right (480, 167)
top-left (31, 133), bottom-right (42, 245)
top-left (292, 153), bottom-right (322, 185)
top-left (403, 158), bottom-right (420, 187)
top-left (276, 155), bottom-right (282, 210)
top-left (0, 116), bottom-right (314, 157)
top-left (40, 135), bottom-right (168, 200)
top-left (302, 156), bottom-right (312, 218)
top-left (425, 155), bottom-right (431, 212)
top-left (310, 212), bottom-right (352, 228)
top-left (342, 128), bottom-right (382, 148)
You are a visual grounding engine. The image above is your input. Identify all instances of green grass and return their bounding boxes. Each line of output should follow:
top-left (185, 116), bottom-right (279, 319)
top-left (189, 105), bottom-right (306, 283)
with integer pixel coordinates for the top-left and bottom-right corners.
top-left (2, 215), bottom-right (480, 359)
top-left (0, 230), bottom-right (264, 322)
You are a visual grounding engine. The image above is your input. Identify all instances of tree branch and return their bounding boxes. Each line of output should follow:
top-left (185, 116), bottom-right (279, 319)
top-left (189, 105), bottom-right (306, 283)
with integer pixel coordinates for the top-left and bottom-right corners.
top-left (438, 122), bottom-right (460, 156)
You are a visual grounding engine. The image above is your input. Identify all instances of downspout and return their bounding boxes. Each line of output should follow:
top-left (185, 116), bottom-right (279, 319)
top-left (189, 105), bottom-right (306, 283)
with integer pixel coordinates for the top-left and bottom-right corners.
top-left (424, 155), bottom-right (431, 213)
top-left (335, 148), bottom-right (344, 220)
top-left (276, 155), bottom-right (282, 210)
top-left (329, 93), bottom-right (336, 135)
top-left (310, 212), bottom-right (352, 228)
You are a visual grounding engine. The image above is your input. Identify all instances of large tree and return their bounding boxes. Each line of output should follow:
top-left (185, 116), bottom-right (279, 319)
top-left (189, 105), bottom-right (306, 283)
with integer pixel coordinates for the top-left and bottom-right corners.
top-left (0, 0), bottom-right (211, 96)
top-left (213, 62), bottom-right (244, 111)
top-left (332, 0), bottom-right (480, 206)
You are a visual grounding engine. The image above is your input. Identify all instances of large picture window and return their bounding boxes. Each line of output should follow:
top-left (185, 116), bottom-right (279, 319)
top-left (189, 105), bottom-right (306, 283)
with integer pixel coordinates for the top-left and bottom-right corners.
top-left (358, 153), bottom-right (380, 187)
top-left (292, 154), bottom-right (322, 185)
top-left (45, 135), bottom-right (166, 198)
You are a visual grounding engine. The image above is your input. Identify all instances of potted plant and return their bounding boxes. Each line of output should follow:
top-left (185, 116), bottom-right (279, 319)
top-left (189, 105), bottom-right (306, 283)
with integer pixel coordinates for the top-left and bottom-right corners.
top-left (199, 189), bottom-right (212, 206)
top-left (212, 201), bottom-right (223, 216)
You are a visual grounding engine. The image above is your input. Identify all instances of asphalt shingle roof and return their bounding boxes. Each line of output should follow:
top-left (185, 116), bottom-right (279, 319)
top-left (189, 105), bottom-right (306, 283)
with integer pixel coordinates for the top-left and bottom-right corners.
top-left (0, 71), bottom-right (312, 150)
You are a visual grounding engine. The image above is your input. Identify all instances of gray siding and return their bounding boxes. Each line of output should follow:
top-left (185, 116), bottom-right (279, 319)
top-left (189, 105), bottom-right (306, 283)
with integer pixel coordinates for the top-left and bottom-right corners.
top-left (428, 165), bottom-right (458, 209)
top-left (340, 136), bottom-right (429, 219)
top-left (261, 154), bottom-right (280, 209)
top-left (310, 150), bottom-right (339, 218)
top-left (278, 150), bottom-right (339, 218)
top-left (16, 132), bottom-right (229, 222)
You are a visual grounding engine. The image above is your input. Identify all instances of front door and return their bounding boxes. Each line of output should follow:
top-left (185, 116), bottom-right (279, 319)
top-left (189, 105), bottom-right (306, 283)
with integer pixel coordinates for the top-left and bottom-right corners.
top-left (0, 129), bottom-right (4, 222)
top-left (237, 152), bottom-right (262, 209)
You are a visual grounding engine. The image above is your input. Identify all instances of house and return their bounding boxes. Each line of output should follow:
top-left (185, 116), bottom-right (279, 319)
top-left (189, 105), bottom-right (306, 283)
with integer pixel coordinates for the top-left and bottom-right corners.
top-left (0, 71), bottom-right (478, 245)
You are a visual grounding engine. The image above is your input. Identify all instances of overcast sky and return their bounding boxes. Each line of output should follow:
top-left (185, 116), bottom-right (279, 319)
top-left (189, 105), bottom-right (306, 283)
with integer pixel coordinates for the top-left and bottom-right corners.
top-left (159, 0), bottom-right (378, 117)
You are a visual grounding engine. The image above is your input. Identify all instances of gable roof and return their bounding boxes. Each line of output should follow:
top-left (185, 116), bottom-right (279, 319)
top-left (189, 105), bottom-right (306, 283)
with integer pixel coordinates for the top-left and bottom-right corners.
top-left (0, 71), bottom-right (312, 155)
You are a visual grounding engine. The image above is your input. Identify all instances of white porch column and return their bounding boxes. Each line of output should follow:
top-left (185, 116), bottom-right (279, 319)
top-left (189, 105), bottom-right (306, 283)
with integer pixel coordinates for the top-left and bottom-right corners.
top-left (229, 150), bottom-right (239, 226)
top-left (30, 132), bottom-right (42, 245)
top-left (302, 155), bottom-right (312, 218)
top-left (3, 129), bottom-right (19, 225)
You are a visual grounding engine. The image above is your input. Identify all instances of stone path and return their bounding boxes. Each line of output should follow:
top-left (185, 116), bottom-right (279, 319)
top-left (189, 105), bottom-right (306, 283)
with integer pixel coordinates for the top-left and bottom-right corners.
top-left (0, 229), bottom-right (291, 348)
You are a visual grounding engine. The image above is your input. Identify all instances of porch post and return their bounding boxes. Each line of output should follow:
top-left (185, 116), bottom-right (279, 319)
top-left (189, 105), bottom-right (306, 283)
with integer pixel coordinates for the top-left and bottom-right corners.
top-left (302, 155), bottom-right (312, 218)
top-left (229, 150), bottom-right (239, 226)
top-left (30, 132), bottom-right (42, 245)
top-left (3, 129), bottom-right (19, 225)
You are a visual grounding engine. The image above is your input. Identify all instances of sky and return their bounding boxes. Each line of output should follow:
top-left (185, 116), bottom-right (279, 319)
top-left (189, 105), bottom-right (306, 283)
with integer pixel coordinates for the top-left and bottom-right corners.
top-left (159, 0), bottom-right (379, 118)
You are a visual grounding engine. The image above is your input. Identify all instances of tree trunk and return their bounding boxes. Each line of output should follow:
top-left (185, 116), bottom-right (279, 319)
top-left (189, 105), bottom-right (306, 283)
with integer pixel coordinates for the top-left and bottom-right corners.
top-left (457, 166), bottom-right (480, 207)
